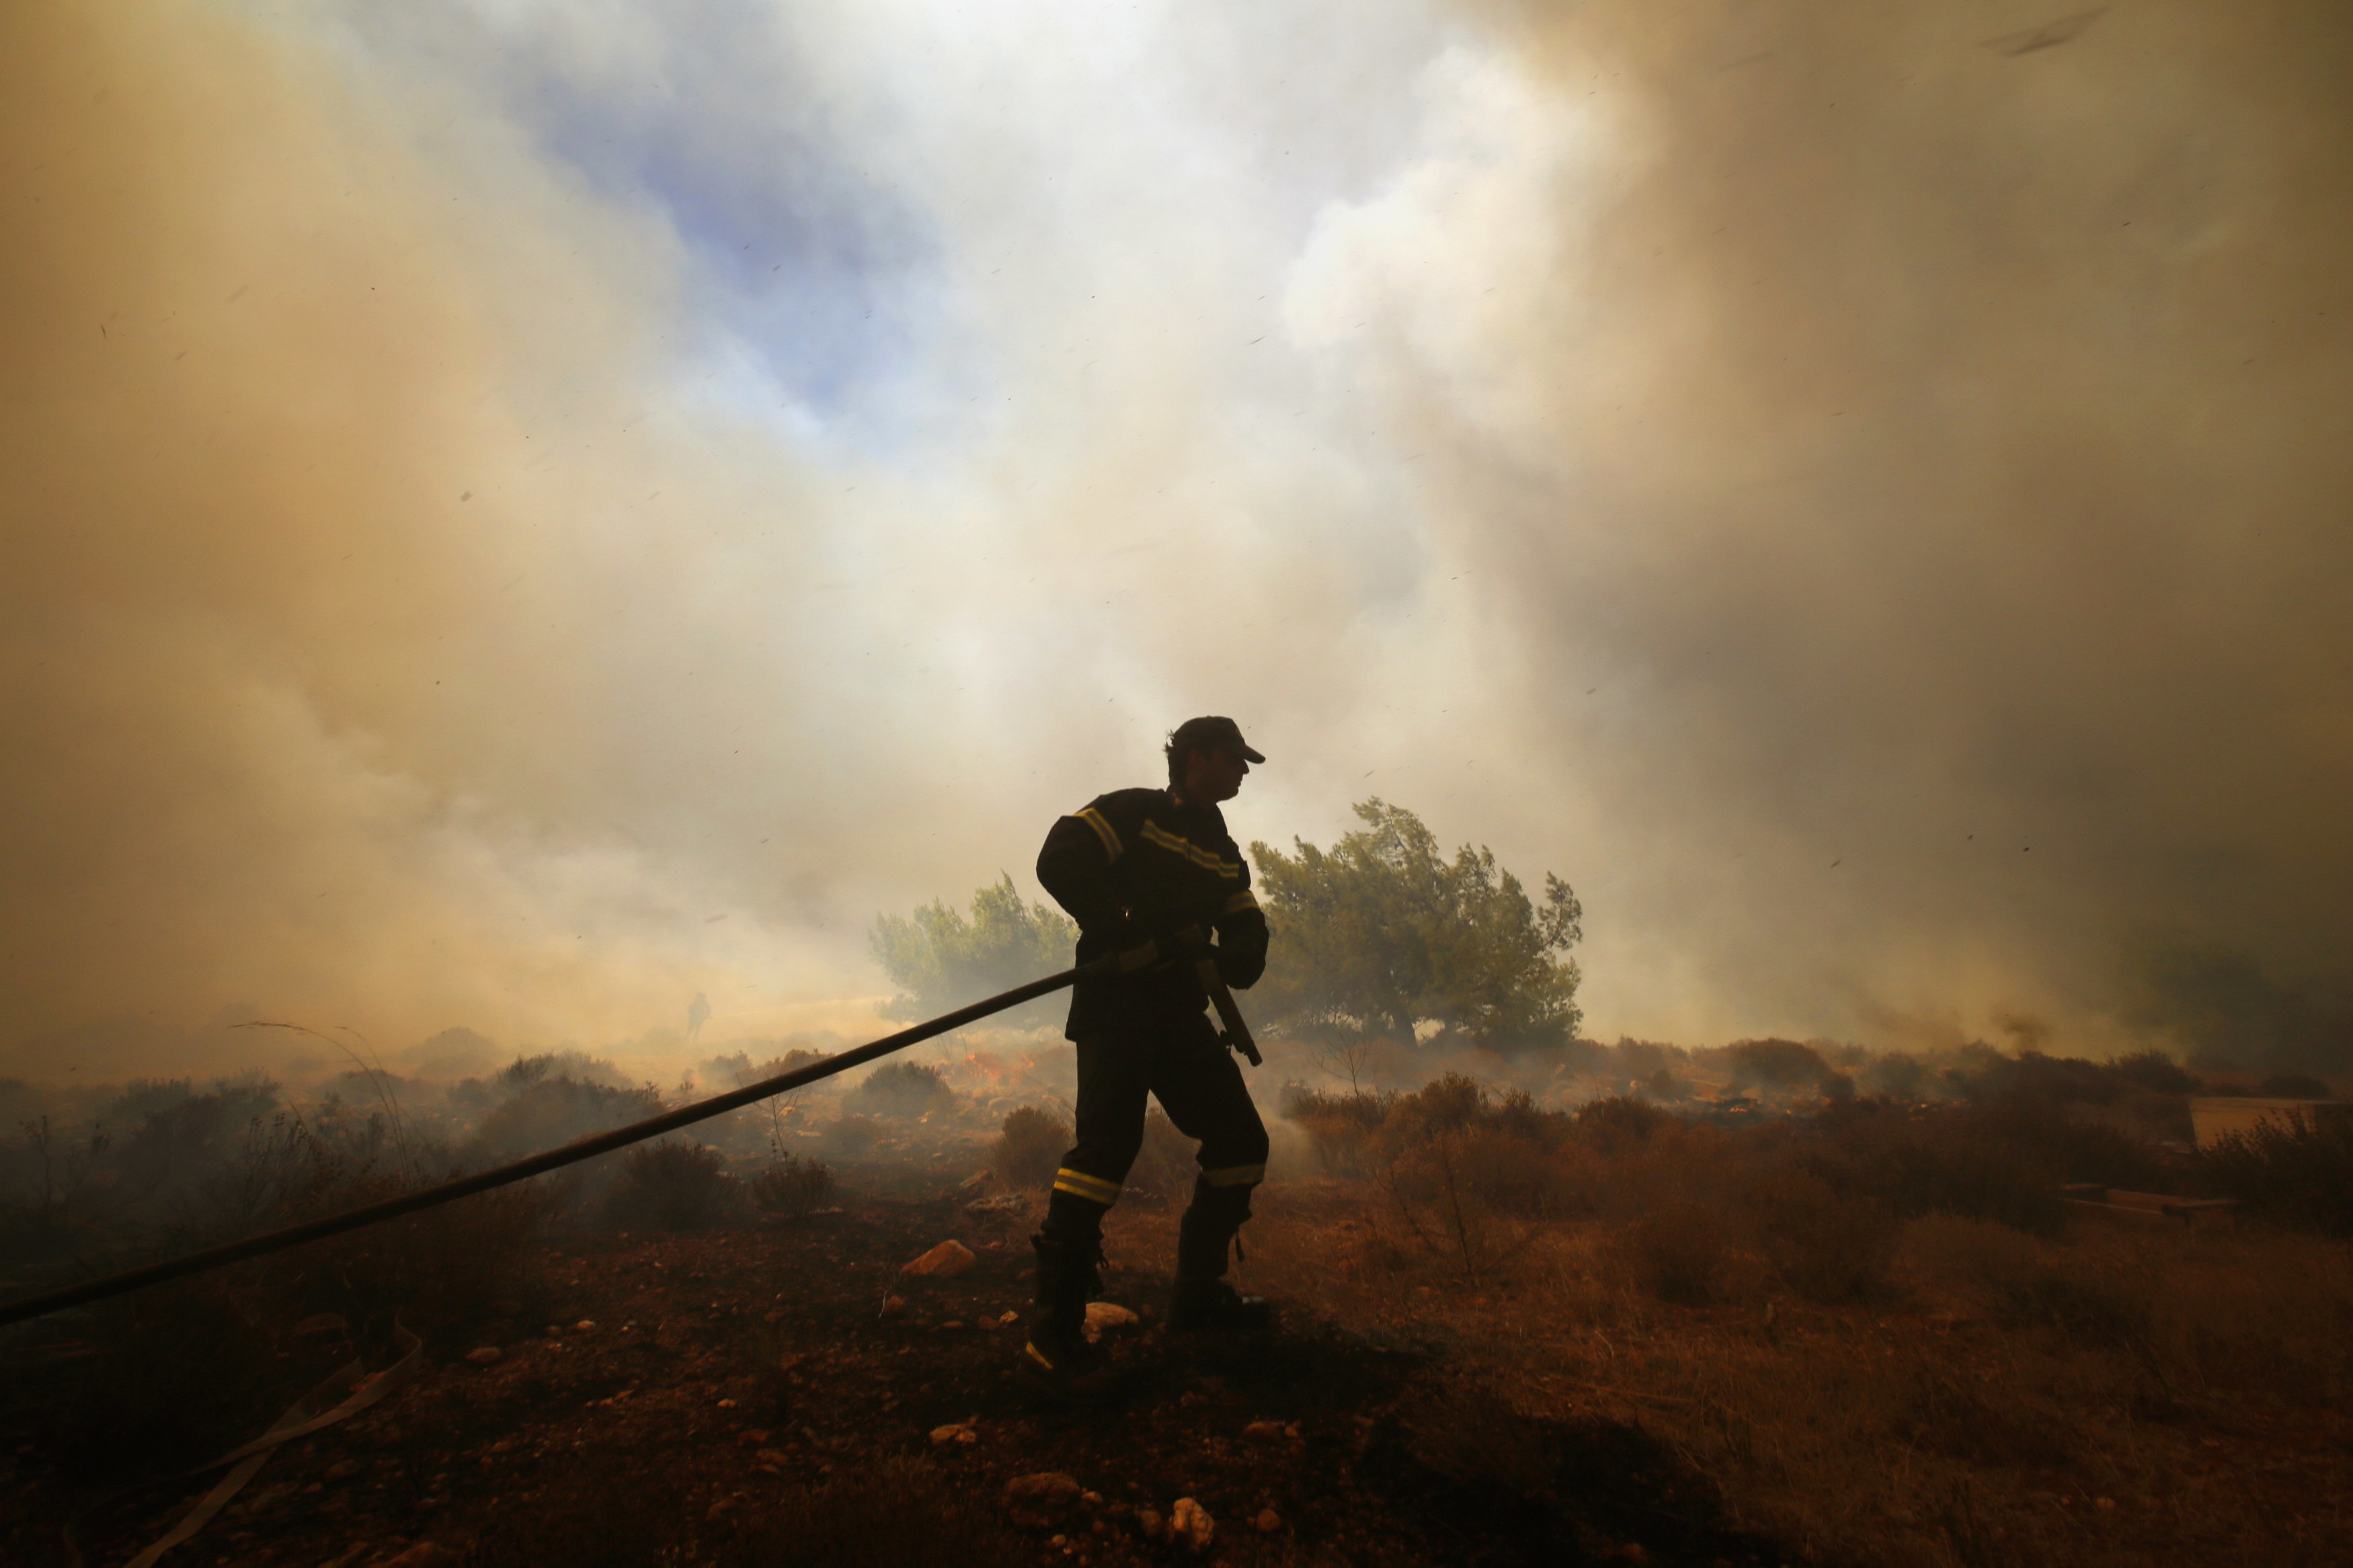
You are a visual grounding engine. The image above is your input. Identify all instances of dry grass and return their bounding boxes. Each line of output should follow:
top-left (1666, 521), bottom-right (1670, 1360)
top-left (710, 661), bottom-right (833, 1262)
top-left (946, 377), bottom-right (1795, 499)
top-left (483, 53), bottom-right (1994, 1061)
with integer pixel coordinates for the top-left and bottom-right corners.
top-left (1168, 1180), bottom-right (2353, 1568)
top-left (2200, 1114), bottom-right (2353, 1237)
top-left (1076, 1087), bottom-right (2353, 1566)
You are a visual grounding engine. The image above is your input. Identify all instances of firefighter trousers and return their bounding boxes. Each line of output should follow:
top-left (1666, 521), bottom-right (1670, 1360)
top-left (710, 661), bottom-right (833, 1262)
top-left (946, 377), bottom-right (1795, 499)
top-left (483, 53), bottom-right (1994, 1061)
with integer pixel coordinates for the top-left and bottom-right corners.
top-left (1041, 1003), bottom-right (1269, 1279)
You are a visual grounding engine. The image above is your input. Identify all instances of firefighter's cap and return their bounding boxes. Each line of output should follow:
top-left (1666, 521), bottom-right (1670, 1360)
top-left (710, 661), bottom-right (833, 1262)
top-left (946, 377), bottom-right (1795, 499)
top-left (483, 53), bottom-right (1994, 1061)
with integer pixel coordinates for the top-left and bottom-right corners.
top-left (1169, 715), bottom-right (1265, 766)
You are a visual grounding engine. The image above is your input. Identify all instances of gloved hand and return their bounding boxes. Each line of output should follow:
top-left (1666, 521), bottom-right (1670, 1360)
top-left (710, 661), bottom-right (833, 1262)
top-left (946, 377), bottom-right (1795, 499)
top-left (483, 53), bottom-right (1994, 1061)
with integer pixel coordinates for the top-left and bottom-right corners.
top-left (1099, 913), bottom-right (1164, 973)
top-left (1165, 923), bottom-right (1217, 963)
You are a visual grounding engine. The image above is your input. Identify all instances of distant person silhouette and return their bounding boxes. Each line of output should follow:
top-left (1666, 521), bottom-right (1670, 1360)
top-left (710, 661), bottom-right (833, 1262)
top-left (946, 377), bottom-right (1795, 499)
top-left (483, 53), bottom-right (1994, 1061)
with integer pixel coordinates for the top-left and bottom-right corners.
top-left (686, 991), bottom-right (711, 1046)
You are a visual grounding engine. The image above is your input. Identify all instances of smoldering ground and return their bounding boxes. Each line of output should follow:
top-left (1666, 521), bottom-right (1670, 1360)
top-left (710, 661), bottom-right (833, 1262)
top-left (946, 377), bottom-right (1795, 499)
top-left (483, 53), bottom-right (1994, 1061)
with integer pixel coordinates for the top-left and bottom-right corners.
top-left (6, 0), bottom-right (2353, 1077)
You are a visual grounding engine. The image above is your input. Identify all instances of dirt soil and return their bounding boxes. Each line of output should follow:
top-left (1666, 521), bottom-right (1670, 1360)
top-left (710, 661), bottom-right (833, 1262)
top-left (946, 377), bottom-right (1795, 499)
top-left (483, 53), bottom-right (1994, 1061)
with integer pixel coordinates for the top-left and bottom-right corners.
top-left (3, 1190), bottom-right (1788, 1568)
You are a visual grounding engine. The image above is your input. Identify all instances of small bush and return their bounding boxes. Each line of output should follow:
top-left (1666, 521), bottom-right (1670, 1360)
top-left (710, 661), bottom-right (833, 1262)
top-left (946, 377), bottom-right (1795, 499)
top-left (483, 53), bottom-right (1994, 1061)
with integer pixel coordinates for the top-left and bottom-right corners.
top-left (466, 1076), bottom-right (664, 1160)
top-left (1998, 1257), bottom-right (2156, 1348)
top-left (818, 1113), bottom-right (882, 1160)
top-left (304, 1178), bottom-right (552, 1329)
top-left (1284, 1086), bottom-right (1396, 1175)
top-left (1860, 1052), bottom-right (1929, 1099)
top-left (1895, 1364), bottom-right (2077, 1469)
top-left (1749, 1167), bottom-right (1897, 1302)
top-left (1901, 1212), bottom-right (2046, 1308)
top-left (1384, 1073), bottom-right (1488, 1139)
top-left (750, 1152), bottom-right (834, 1221)
top-left (988, 1104), bottom-right (1071, 1190)
top-left (1618, 1200), bottom-right (1728, 1303)
top-left (1572, 1095), bottom-right (1669, 1153)
top-left (1368, 1077), bottom-right (1567, 1272)
top-left (602, 1140), bottom-right (740, 1232)
top-left (2200, 1112), bottom-right (2353, 1237)
top-left (2114, 1049), bottom-right (2201, 1095)
top-left (1804, 1102), bottom-right (2071, 1233)
top-left (849, 1060), bottom-right (956, 1119)
top-left (1725, 1038), bottom-right (1839, 1096)
top-left (1641, 1068), bottom-right (1691, 1101)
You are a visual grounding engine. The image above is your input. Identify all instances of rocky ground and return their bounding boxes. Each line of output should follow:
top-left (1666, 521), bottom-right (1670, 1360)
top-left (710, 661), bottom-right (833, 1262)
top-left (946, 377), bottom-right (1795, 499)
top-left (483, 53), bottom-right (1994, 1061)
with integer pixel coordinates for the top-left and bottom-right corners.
top-left (3, 1190), bottom-right (1784, 1568)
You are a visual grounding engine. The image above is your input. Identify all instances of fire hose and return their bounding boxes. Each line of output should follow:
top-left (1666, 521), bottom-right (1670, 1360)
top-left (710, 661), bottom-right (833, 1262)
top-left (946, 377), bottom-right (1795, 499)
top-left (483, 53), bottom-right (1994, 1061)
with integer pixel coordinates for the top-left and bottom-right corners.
top-left (0, 936), bottom-right (1259, 1329)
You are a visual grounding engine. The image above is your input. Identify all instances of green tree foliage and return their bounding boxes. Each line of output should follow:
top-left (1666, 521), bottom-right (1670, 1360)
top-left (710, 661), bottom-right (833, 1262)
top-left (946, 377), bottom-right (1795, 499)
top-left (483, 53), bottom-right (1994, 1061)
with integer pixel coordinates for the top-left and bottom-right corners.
top-left (870, 873), bottom-right (1078, 1023)
top-left (1248, 799), bottom-right (1582, 1049)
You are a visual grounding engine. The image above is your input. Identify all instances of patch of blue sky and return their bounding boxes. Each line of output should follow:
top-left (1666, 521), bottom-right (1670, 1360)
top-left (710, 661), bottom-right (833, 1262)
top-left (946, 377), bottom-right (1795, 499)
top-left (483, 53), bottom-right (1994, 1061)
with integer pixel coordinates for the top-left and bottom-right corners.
top-left (515, 51), bottom-right (944, 445)
top-left (313, 1), bottom-right (950, 450)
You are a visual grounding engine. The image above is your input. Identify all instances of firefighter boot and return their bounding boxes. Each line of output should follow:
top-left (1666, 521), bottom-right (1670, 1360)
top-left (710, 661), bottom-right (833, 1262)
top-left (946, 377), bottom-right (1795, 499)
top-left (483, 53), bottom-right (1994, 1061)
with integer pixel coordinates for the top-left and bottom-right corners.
top-left (1168, 1192), bottom-right (1272, 1333)
top-left (1022, 1230), bottom-right (1106, 1387)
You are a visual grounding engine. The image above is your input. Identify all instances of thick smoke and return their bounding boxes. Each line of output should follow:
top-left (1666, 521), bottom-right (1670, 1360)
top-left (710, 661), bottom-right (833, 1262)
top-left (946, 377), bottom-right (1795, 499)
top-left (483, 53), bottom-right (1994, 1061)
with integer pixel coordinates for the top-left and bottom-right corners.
top-left (1291, 1), bottom-right (2353, 1063)
top-left (4, 1), bottom-right (2349, 1079)
top-left (0, 0), bottom-right (857, 1073)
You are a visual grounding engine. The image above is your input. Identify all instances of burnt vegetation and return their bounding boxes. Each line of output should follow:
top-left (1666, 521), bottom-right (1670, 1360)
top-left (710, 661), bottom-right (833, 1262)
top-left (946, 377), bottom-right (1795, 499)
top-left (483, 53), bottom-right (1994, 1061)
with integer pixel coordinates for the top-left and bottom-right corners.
top-left (1, 1038), bottom-right (2346, 1568)
top-left (3, 804), bottom-right (2350, 1565)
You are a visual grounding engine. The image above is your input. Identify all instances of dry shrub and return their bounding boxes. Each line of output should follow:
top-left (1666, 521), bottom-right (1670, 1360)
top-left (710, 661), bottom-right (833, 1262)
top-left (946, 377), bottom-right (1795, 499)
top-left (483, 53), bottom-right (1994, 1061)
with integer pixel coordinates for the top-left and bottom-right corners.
top-left (1798, 1102), bottom-right (2091, 1233)
top-left (848, 1060), bottom-right (956, 1119)
top-left (1904, 1213), bottom-right (2162, 1357)
top-left (1541, 1139), bottom-right (1610, 1219)
top-left (817, 1112), bottom-right (881, 1159)
top-left (1997, 1249), bottom-right (2157, 1347)
top-left (750, 1151), bottom-right (834, 1221)
top-left (1900, 1212), bottom-right (2047, 1309)
top-left (305, 1178), bottom-right (552, 1329)
top-left (725, 1456), bottom-right (1027, 1568)
top-left (1749, 1167), bottom-right (1897, 1302)
top-left (1382, 1129), bottom-right (1516, 1274)
top-left (1585, 1116), bottom-right (1744, 1221)
top-left (1895, 1363), bottom-right (2077, 1469)
top-left (1284, 1085), bottom-right (1397, 1175)
top-left (465, 1076), bottom-right (664, 1161)
top-left (1940, 1227), bottom-right (2353, 1410)
top-left (1618, 1200), bottom-right (1729, 1303)
top-left (1573, 1094), bottom-right (1670, 1152)
top-left (601, 1140), bottom-right (742, 1232)
top-left (2137, 1231), bottom-right (2353, 1404)
top-left (1371, 1077), bottom-right (1574, 1274)
top-left (2200, 1112), bottom-right (2353, 1237)
top-left (14, 1094), bottom-right (551, 1342)
top-left (987, 1104), bottom-right (1070, 1190)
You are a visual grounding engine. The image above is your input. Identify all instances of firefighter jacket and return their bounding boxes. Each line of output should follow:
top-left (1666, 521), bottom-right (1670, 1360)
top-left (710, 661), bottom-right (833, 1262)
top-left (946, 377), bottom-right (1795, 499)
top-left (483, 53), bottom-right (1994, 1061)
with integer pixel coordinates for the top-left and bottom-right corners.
top-left (1037, 787), bottom-right (1271, 1039)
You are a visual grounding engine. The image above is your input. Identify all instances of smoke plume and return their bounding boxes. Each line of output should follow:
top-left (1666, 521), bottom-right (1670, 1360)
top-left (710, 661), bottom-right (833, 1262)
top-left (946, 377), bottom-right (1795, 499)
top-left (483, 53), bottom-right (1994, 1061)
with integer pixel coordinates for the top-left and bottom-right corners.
top-left (4, 0), bottom-right (2350, 1077)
